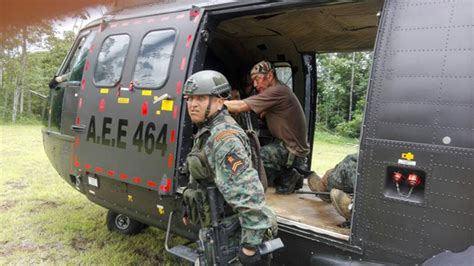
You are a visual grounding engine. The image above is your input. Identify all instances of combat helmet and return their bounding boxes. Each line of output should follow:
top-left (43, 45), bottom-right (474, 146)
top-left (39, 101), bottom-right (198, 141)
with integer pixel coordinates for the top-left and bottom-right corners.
top-left (183, 70), bottom-right (231, 98)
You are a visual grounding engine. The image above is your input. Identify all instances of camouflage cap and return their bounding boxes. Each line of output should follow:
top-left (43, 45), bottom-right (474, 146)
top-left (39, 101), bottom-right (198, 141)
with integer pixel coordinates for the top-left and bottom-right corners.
top-left (250, 60), bottom-right (274, 77)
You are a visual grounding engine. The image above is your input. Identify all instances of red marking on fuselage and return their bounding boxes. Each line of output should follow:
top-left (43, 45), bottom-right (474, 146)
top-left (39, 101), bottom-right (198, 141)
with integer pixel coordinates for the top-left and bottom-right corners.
top-left (132, 177), bottom-right (142, 183)
top-left (95, 167), bottom-right (103, 173)
top-left (119, 173), bottom-right (128, 180)
top-left (186, 34), bottom-right (192, 48)
top-left (170, 129), bottom-right (176, 143)
top-left (107, 170), bottom-right (115, 177)
top-left (99, 98), bottom-right (105, 112)
top-left (172, 104), bottom-right (178, 120)
top-left (147, 18), bottom-right (155, 23)
top-left (160, 178), bottom-right (171, 192)
top-left (84, 60), bottom-right (89, 72)
top-left (85, 164), bottom-right (91, 170)
top-left (147, 181), bottom-right (157, 187)
top-left (81, 79), bottom-right (86, 90)
top-left (161, 16), bottom-right (169, 21)
top-left (180, 57), bottom-right (186, 71)
top-left (176, 81), bottom-right (182, 95)
top-left (75, 116), bottom-right (80, 125)
top-left (78, 98), bottom-right (83, 109)
top-left (142, 101), bottom-right (148, 116)
top-left (168, 153), bottom-right (174, 168)
top-left (176, 14), bottom-right (185, 19)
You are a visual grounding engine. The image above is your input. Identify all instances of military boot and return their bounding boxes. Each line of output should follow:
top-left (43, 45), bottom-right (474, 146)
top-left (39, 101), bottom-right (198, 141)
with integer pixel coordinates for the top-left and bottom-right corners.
top-left (307, 170), bottom-right (331, 202)
top-left (275, 169), bottom-right (302, 194)
top-left (330, 189), bottom-right (352, 220)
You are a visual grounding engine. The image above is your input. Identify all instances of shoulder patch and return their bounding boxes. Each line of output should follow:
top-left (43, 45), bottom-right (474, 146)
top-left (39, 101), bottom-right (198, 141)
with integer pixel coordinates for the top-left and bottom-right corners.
top-left (214, 129), bottom-right (240, 141)
top-left (224, 152), bottom-right (245, 174)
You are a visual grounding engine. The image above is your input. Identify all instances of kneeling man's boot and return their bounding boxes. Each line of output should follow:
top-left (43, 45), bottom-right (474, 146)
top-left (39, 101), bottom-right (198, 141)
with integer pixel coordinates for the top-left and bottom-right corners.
top-left (330, 189), bottom-right (353, 220)
top-left (307, 170), bottom-right (331, 202)
top-left (276, 169), bottom-right (302, 194)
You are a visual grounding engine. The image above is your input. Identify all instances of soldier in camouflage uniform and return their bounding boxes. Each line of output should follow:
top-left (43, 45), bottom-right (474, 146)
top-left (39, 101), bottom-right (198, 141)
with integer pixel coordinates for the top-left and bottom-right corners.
top-left (225, 60), bottom-right (312, 194)
top-left (308, 153), bottom-right (358, 221)
top-left (182, 70), bottom-right (276, 264)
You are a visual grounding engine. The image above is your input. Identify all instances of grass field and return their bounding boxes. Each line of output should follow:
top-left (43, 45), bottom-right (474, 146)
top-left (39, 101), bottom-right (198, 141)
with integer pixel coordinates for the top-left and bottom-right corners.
top-left (311, 131), bottom-right (359, 175)
top-left (0, 125), bottom-right (357, 264)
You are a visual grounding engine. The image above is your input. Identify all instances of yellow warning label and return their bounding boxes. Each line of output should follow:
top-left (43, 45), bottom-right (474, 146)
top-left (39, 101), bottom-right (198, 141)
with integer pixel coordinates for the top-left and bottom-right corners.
top-left (401, 152), bottom-right (414, 161)
top-left (118, 97), bottom-right (130, 104)
top-left (100, 88), bottom-right (109, 94)
top-left (156, 110), bottom-right (161, 115)
top-left (142, 90), bottom-right (152, 96)
top-left (161, 99), bottom-right (173, 111)
top-left (128, 195), bottom-right (133, 202)
top-left (157, 204), bottom-right (165, 215)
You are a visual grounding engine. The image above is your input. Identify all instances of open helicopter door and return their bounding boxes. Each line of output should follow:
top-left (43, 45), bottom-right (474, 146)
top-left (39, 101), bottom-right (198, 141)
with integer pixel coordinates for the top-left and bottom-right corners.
top-left (72, 8), bottom-right (204, 197)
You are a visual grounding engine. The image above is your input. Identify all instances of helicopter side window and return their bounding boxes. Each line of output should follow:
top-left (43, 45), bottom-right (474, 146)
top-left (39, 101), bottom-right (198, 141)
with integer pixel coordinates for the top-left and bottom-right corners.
top-left (132, 30), bottom-right (177, 89)
top-left (63, 30), bottom-right (97, 83)
top-left (94, 34), bottom-right (131, 86)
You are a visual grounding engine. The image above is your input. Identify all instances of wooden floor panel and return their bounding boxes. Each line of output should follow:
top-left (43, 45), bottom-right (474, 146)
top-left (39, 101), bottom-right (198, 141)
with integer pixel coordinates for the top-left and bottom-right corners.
top-left (265, 186), bottom-right (350, 237)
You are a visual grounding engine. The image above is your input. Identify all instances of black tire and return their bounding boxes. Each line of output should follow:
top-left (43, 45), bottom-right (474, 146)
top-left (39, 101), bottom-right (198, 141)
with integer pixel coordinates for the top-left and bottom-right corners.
top-left (106, 210), bottom-right (147, 235)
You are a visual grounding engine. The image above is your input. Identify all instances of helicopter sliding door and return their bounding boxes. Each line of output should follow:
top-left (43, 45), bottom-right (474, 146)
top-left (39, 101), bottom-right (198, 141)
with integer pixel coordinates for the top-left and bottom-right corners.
top-left (72, 9), bottom-right (203, 203)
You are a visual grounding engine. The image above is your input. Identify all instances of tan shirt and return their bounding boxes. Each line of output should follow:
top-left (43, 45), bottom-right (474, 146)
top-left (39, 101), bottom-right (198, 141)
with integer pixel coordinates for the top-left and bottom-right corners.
top-left (243, 84), bottom-right (310, 157)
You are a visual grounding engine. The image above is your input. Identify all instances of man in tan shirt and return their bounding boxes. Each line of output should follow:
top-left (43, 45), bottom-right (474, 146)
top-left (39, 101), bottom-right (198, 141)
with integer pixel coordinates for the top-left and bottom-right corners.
top-left (224, 60), bottom-right (310, 194)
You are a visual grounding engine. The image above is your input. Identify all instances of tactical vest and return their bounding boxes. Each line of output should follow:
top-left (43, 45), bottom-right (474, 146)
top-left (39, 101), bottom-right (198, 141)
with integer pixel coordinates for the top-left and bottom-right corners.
top-left (183, 111), bottom-right (268, 227)
top-left (183, 128), bottom-right (215, 227)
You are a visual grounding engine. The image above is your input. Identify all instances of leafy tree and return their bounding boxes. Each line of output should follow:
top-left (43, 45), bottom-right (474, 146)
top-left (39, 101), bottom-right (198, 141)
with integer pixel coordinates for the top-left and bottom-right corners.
top-left (316, 52), bottom-right (372, 138)
top-left (0, 26), bottom-right (75, 123)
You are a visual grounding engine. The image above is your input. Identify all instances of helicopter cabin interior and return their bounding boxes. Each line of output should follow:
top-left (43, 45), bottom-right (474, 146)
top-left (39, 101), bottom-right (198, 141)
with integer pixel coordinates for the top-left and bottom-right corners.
top-left (194, 1), bottom-right (383, 240)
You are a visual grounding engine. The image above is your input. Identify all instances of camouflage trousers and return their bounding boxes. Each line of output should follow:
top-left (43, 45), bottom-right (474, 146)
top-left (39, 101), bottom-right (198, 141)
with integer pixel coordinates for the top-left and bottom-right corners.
top-left (260, 141), bottom-right (307, 186)
top-left (326, 153), bottom-right (358, 193)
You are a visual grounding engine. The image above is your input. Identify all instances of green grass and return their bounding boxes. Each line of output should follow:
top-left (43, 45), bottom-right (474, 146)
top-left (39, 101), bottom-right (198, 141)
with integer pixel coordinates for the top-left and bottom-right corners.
top-left (0, 125), bottom-right (357, 264)
top-left (0, 125), bottom-right (183, 265)
top-left (311, 131), bottom-right (359, 176)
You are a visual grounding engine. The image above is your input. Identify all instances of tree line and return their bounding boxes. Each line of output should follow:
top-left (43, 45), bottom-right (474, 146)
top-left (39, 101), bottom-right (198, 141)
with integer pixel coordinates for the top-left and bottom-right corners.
top-left (316, 52), bottom-right (372, 138)
top-left (0, 25), bottom-right (75, 123)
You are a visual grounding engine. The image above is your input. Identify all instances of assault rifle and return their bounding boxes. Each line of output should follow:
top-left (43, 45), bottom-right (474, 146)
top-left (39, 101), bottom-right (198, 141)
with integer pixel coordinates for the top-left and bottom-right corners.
top-left (197, 186), bottom-right (284, 265)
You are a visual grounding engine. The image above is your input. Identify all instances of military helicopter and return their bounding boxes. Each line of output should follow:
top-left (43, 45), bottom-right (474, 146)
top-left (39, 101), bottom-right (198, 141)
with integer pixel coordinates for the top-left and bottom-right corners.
top-left (42, 0), bottom-right (473, 264)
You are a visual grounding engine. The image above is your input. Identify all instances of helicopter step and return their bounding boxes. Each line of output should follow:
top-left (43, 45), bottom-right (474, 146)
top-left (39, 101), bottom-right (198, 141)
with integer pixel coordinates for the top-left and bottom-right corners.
top-left (164, 211), bottom-right (199, 263)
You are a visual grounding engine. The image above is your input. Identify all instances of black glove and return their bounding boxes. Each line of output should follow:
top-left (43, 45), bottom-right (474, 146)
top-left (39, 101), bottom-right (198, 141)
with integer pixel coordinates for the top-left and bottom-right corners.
top-left (238, 244), bottom-right (261, 264)
top-left (48, 76), bottom-right (59, 89)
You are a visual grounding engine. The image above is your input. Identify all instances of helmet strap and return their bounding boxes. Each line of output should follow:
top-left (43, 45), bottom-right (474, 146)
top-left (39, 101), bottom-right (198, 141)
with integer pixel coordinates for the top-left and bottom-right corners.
top-left (203, 96), bottom-right (213, 122)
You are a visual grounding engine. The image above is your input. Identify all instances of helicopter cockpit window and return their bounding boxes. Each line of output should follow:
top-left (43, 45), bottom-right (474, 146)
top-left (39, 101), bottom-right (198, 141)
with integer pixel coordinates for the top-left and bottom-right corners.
top-left (275, 63), bottom-right (293, 90)
top-left (94, 34), bottom-right (130, 86)
top-left (63, 30), bottom-right (97, 83)
top-left (132, 30), bottom-right (176, 89)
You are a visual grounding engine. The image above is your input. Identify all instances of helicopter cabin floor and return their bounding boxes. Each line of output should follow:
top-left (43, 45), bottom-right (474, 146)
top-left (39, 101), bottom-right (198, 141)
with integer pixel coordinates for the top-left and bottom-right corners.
top-left (265, 183), bottom-right (350, 240)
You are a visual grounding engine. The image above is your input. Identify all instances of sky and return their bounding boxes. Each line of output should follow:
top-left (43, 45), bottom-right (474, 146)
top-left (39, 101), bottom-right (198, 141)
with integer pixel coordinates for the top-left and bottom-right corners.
top-left (53, 6), bottom-right (106, 37)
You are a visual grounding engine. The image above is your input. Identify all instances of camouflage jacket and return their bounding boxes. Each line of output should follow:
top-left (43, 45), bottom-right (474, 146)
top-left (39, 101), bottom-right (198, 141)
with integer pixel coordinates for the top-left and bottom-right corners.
top-left (192, 109), bottom-right (273, 245)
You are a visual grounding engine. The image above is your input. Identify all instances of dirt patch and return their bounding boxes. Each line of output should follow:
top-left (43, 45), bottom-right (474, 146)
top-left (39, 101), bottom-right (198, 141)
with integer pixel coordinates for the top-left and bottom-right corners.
top-left (0, 240), bottom-right (38, 256)
top-left (28, 200), bottom-right (62, 213)
top-left (38, 201), bottom-right (60, 208)
top-left (0, 200), bottom-right (17, 211)
top-left (71, 234), bottom-right (89, 251)
top-left (4, 180), bottom-right (28, 190)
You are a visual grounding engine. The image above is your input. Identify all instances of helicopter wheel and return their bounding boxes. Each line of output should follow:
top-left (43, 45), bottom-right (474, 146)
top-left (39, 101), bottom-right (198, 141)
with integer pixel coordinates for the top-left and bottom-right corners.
top-left (106, 210), bottom-right (147, 235)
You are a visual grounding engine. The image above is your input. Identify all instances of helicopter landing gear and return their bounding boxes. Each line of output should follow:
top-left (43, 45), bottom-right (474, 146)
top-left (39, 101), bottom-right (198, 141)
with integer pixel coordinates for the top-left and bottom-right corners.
top-left (106, 210), bottom-right (148, 235)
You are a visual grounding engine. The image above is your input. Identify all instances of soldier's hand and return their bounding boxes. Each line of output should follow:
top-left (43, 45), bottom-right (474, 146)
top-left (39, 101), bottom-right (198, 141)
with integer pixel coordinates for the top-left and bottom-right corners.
top-left (238, 244), bottom-right (260, 264)
top-left (182, 217), bottom-right (189, 225)
top-left (48, 76), bottom-right (59, 89)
